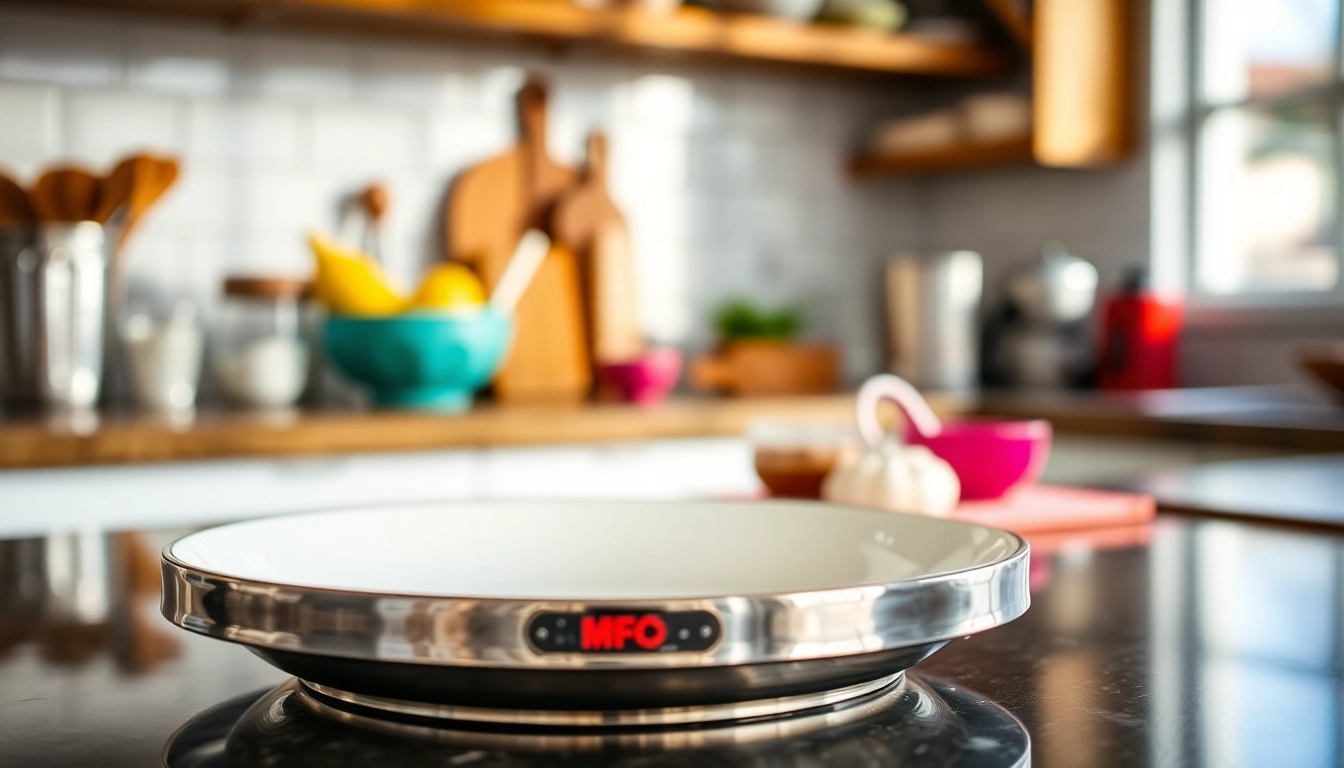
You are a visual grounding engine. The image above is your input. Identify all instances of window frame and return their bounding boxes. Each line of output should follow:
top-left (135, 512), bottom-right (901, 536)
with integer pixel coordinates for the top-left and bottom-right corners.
top-left (1182, 0), bottom-right (1344, 312)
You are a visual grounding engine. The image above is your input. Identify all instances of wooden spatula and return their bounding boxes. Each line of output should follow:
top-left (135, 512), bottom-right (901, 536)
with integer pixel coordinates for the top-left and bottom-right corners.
top-left (100, 155), bottom-right (179, 239)
top-left (94, 154), bottom-right (151, 224)
top-left (0, 171), bottom-right (37, 227)
top-left (30, 166), bottom-right (101, 222)
top-left (124, 156), bottom-right (178, 239)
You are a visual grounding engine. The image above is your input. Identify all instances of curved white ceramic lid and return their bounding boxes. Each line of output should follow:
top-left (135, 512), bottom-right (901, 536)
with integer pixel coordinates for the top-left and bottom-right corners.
top-left (167, 500), bottom-right (1023, 600)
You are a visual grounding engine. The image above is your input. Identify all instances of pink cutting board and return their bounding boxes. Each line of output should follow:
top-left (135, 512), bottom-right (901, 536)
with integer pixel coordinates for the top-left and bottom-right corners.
top-left (952, 484), bottom-right (1155, 535)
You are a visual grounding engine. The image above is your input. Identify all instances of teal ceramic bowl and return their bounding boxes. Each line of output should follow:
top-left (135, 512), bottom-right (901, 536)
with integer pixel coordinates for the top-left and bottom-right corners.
top-left (324, 310), bottom-right (512, 412)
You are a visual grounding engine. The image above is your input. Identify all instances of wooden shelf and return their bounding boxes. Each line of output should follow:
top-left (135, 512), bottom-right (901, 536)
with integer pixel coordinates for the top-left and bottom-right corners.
top-left (848, 134), bottom-right (1034, 177)
top-left (32, 0), bottom-right (1014, 78)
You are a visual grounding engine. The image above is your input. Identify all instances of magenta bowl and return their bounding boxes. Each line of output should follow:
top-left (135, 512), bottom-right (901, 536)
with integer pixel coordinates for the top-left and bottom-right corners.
top-left (597, 348), bottom-right (683, 407)
top-left (907, 418), bottom-right (1052, 501)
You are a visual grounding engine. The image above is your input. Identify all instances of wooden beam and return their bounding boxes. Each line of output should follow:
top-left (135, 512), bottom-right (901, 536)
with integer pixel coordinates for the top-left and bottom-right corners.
top-left (1032, 0), bottom-right (1134, 166)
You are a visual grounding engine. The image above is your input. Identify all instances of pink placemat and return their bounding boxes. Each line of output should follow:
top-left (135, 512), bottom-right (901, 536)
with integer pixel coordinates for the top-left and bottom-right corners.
top-left (952, 484), bottom-right (1155, 534)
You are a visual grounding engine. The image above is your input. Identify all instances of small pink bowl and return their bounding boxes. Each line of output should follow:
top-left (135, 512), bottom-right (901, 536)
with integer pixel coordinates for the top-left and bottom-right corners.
top-left (597, 348), bottom-right (683, 407)
top-left (907, 418), bottom-right (1051, 501)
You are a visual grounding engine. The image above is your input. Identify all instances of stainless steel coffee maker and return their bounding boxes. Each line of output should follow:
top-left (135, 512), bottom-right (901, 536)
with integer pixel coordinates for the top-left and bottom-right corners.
top-left (982, 242), bottom-right (1099, 389)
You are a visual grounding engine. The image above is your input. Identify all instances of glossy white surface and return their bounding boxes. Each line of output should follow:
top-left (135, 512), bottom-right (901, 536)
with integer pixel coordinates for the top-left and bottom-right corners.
top-left (168, 501), bottom-right (1022, 600)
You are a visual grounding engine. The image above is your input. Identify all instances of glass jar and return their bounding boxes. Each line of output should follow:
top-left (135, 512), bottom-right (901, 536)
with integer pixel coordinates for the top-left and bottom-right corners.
top-left (122, 298), bottom-right (203, 414)
top-left (748, 419), bottom-right (857, 500)
top-left (214, 277), bottom-right (311, 409)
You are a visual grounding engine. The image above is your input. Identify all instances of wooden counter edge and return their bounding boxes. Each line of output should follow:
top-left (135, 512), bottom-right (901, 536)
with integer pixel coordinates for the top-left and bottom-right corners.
top-left (0, 394), bottom-right (974, 471)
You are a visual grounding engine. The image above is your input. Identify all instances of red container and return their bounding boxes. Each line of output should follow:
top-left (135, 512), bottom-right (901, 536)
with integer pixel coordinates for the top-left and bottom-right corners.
top-left (1097, 270), bottom-right (1184, 390)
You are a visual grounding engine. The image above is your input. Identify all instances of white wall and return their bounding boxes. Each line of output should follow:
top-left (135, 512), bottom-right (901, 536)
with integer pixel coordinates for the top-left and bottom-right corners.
top-left (918, 162), bottom-right (1152, 303)
top-left (0, 6), bottom-right (923, 391)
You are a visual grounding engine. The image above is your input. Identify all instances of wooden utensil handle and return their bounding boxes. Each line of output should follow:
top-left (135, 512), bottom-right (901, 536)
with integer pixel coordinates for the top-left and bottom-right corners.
top-left (586, 132), bottom-right (608, 186)
top-left (518, 79), bottom-right (551, 218)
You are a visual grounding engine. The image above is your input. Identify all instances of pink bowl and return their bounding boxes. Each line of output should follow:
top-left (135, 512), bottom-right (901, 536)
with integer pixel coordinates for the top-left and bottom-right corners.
top-left (597, 348), bottom-right (683, 407)
top-left (907, 418), bottom-right (1052, 501)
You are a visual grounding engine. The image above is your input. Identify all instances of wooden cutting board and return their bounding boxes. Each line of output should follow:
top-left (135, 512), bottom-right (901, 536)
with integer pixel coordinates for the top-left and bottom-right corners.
top-left (551, 132), bottom-right (643, 364)
top-left (446, 79), bottom-right (590, 402)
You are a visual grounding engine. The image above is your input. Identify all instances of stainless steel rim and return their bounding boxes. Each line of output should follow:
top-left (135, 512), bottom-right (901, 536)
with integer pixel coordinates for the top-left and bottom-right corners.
top-left (300, 671), bottom-right (904, 727)
top-left (161, 503), bottom-right (1031, 671)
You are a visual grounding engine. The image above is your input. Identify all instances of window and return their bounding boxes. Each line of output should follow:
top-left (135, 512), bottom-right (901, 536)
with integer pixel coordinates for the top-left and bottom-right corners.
top-left (1192, 0), bottom-right (1344, 300)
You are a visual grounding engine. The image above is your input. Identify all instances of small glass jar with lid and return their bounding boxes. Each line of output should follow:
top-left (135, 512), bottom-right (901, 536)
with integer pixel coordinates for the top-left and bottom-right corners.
top-left (215, 276), bottom-right (311, 409)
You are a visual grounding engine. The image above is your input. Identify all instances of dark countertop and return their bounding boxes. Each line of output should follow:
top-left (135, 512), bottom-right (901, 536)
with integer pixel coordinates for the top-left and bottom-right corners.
top-left (980, 385), bottom-right (1344, 450)
top-left (1106, 453), bottom-right (1344, 528)
top-left (2, 514), bottom-right (1341, 767)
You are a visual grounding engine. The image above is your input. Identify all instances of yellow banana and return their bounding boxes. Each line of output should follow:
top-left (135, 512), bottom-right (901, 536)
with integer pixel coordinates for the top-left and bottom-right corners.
top-left (308, 232), bottom-right (405, 317)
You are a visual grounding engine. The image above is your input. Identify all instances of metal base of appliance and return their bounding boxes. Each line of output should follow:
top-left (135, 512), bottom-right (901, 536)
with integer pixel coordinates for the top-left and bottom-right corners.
top-left (247, 641), bottom-right (945, 711)
top-left (299, 671), bottom-right (904, 729)
top-left (165, 675), bottom-right (1032, 767)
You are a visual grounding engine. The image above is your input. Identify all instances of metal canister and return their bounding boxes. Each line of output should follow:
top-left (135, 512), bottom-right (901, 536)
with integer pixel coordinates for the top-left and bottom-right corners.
top-left (0, 223), bottom-right (112, 409)
top-left (885, 251), bottom-right (983, 391)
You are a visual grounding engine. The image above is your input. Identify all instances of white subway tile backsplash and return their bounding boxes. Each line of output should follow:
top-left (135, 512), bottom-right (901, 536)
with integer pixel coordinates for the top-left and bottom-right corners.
top-left (311, 105), bottom-right (421, 174)
top-left (687, 136), bottom-right (760, 192)
top-left (240, 171), bottom-right (327, 236)
top-left (548, 108), bottom-right (590, 167)
top-left (233, 235), bottom-right (313, 276)
top-left (65, 91), bottom-right (184, 165)
top-left (179, 239), bottom-right (231, 309)
top-left (379, 176), bottom-right (446, 265)
top-left (186, 100), bottom-right (304, 169)
top-left (476, 65), bottom-right (530, 118)
top-left (0, 11), bottom-right (124, 88)
top-left (0, 83), bottom-right (59, 156)
top-left (718, 77), bottom-right (806, 138)
top-left (122, 230), bottom-right (186, 295)
top-left (353, 46), bottom-right (473, 109)
top-left (425, 109), bottom-right (512, 175)
top-left (2, 6), bottom-right (927, 381)
top-left (150, 166), bottom-right (234, 237)
top-left (238, 35), bottom-right (353, 102)
top-left (612, 75), bottom-right (695, 134)
top-left (127, 23), bottom-right (234, 96)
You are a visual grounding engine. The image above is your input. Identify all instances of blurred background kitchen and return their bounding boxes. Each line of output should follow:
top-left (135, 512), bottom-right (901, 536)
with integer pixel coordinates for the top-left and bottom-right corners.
top-left (3, 0), bottom-right (1344, 764)
top-left (2, 0), bottom-right (1341, 525)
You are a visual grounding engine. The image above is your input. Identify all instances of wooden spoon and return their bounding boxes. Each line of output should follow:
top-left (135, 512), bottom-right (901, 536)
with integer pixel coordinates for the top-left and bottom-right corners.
top-left (0, 171), bottom-right (37, 227)
top-left (118, 156), bottom-right (179, 241)
top-left (359, 183), bottom-right (388, 224)
top-left (30, 166), bottom-right (102, 222)
top-left (94, 154), bottom-right (151, 224)
top-left (357, 183), bottom-right (388, 263)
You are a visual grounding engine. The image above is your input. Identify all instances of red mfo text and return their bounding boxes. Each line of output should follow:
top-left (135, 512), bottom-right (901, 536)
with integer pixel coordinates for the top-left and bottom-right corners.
top-left (580, 613), bottom-right (667, 651)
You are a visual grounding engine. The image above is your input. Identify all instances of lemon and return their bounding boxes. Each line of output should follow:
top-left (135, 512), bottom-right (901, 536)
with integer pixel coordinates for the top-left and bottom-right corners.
top-left (308, 232), bottom-right (405, 316)
top-left (407, 262), bottom-right (487, 312)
